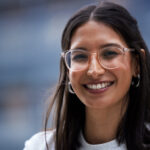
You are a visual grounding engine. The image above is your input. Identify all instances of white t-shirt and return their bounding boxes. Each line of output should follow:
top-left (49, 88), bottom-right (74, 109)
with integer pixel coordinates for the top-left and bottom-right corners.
top-left (23, 130), bottom-right (55, 150)
top-left (23, 130), bottom-right (127, 150)
top-left (79, 132), bottom-right (127, 150)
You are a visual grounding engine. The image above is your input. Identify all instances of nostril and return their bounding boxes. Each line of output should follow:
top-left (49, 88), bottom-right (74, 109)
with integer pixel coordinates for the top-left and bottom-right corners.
top-left (87, 66), bottom-right (105, 77)
top-left (87, 59), bottom-right (105, 77)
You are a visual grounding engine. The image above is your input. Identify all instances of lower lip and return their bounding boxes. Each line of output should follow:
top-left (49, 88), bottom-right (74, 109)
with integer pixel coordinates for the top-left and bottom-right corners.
top-left (85, 84), bottom-right (113, 94)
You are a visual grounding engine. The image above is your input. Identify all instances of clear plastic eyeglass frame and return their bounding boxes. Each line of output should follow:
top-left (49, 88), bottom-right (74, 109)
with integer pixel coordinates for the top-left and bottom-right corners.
top-left (61, 46), bottom-right (135, 71)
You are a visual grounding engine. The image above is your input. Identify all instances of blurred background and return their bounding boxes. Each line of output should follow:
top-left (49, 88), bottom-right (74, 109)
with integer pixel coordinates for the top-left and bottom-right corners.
top-left (0, 0), bottom-right (150, 149)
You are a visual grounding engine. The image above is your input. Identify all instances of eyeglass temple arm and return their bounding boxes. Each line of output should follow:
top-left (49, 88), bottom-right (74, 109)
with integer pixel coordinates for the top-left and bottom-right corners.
top-left (124, 48), bottom-right (135, 52)
top-left (61, 52), bottom-right (65, 57)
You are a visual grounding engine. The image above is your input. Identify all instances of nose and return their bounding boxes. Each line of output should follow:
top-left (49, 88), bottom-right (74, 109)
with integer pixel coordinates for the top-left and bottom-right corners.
top-left (87, 55), bottom-right (105, 78)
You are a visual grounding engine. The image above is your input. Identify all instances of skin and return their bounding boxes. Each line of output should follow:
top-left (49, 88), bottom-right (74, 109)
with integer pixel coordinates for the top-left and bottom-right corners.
top-left (69, 21), bottom-right (137, 144)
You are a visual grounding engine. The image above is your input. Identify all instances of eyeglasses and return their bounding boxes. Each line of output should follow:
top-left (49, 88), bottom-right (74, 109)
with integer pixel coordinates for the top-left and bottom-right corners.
top-left (61, 46), bottom-right (134, 71)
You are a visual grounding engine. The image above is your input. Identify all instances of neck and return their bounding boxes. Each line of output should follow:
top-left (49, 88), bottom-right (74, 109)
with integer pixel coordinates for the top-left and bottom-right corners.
top-left (84, 103), bottom-right (126, 144)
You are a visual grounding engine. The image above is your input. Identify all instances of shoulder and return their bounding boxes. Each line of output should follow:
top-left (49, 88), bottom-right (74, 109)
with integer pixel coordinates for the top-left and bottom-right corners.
top-left (23, 129), bottom-right (55, 150)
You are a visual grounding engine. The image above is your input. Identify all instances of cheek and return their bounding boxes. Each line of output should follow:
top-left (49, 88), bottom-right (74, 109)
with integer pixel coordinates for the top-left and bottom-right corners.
top-left (69, 71), bottom-right (80, 85)
top-left (120, 54), bottom-right (134, 75)
top-left (114, 60), bottom-right (133, 87)
top-left (69, 71), bottom-right (85, 91)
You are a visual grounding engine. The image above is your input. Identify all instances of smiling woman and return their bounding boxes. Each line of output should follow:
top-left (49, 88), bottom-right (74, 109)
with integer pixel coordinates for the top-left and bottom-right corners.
top-left (68, 21), bottom-right (134, 111)
top-left (24, 1), bottom-right (150, 150)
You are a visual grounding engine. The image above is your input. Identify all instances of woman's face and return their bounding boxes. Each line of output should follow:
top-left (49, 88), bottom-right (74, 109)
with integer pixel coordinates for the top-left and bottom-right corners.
top-left (68, 21), bottom-right (136, 110)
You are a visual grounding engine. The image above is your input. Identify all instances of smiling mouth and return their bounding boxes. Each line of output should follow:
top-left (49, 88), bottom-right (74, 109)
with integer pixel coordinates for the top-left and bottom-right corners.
top-left (84, 82), bottom-right (114, 90)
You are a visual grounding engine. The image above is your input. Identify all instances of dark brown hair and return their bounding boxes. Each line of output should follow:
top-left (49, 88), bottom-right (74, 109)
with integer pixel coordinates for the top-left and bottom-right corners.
top-left (45, 2), bottom-right (150, 150)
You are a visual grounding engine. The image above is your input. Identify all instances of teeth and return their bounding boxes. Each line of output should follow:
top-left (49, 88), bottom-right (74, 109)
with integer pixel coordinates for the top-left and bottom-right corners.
top-left (86, 82), bottom-right (111, 90)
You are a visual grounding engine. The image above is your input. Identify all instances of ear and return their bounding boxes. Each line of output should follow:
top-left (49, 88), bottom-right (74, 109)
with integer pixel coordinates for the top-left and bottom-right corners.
top-left (141, 48), bottom-right (145, 59)
top-left (132, 49), bottom-right (145, 77)
top-left (132, 53), bottom-right (140, 77)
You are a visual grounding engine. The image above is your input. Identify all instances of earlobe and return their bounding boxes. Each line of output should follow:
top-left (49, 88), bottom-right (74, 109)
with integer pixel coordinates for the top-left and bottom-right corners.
top-left (141, 48), bottom-right (145, 53)
top-left (141, 49), bottom-right (145, 58)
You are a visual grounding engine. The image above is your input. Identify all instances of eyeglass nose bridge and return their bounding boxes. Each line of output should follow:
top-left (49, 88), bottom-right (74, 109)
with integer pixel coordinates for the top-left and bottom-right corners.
top-left (89, 52), bottom-right (98, 61)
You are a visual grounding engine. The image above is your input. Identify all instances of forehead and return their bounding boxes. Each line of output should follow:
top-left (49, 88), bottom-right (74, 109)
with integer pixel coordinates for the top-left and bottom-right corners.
top-left (70, 21), bottom-right (128, 49)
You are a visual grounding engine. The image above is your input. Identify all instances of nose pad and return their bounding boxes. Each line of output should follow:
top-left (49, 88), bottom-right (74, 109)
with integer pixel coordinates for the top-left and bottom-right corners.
top-left (87, 55), bottom-right (105, 78)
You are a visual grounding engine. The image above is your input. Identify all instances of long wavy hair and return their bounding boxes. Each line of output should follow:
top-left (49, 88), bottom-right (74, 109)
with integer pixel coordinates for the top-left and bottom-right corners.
top-left (45, 2), bottom-right (150, 150)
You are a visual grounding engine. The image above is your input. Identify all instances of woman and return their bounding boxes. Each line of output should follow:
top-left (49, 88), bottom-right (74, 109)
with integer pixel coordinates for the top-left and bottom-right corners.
top-left (24, 2), bottom-right (150, 150)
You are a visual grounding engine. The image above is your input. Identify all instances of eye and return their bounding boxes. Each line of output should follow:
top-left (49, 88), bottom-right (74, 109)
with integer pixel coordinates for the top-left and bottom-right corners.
top-left (103, 51), bottom-right (118, 56)
top-left (71, 51), bottom-right (88, 62)
top-left (101, 48), bottom-right (121, 59)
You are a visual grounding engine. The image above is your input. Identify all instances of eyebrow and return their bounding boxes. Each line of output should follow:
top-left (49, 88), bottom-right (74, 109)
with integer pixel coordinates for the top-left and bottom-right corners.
top-left (70, 43), bottom-right (122, 51)
top-left (70, 47), bottom-right (87, 51)
top-left (100, 43), bottom-right (122, 49)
